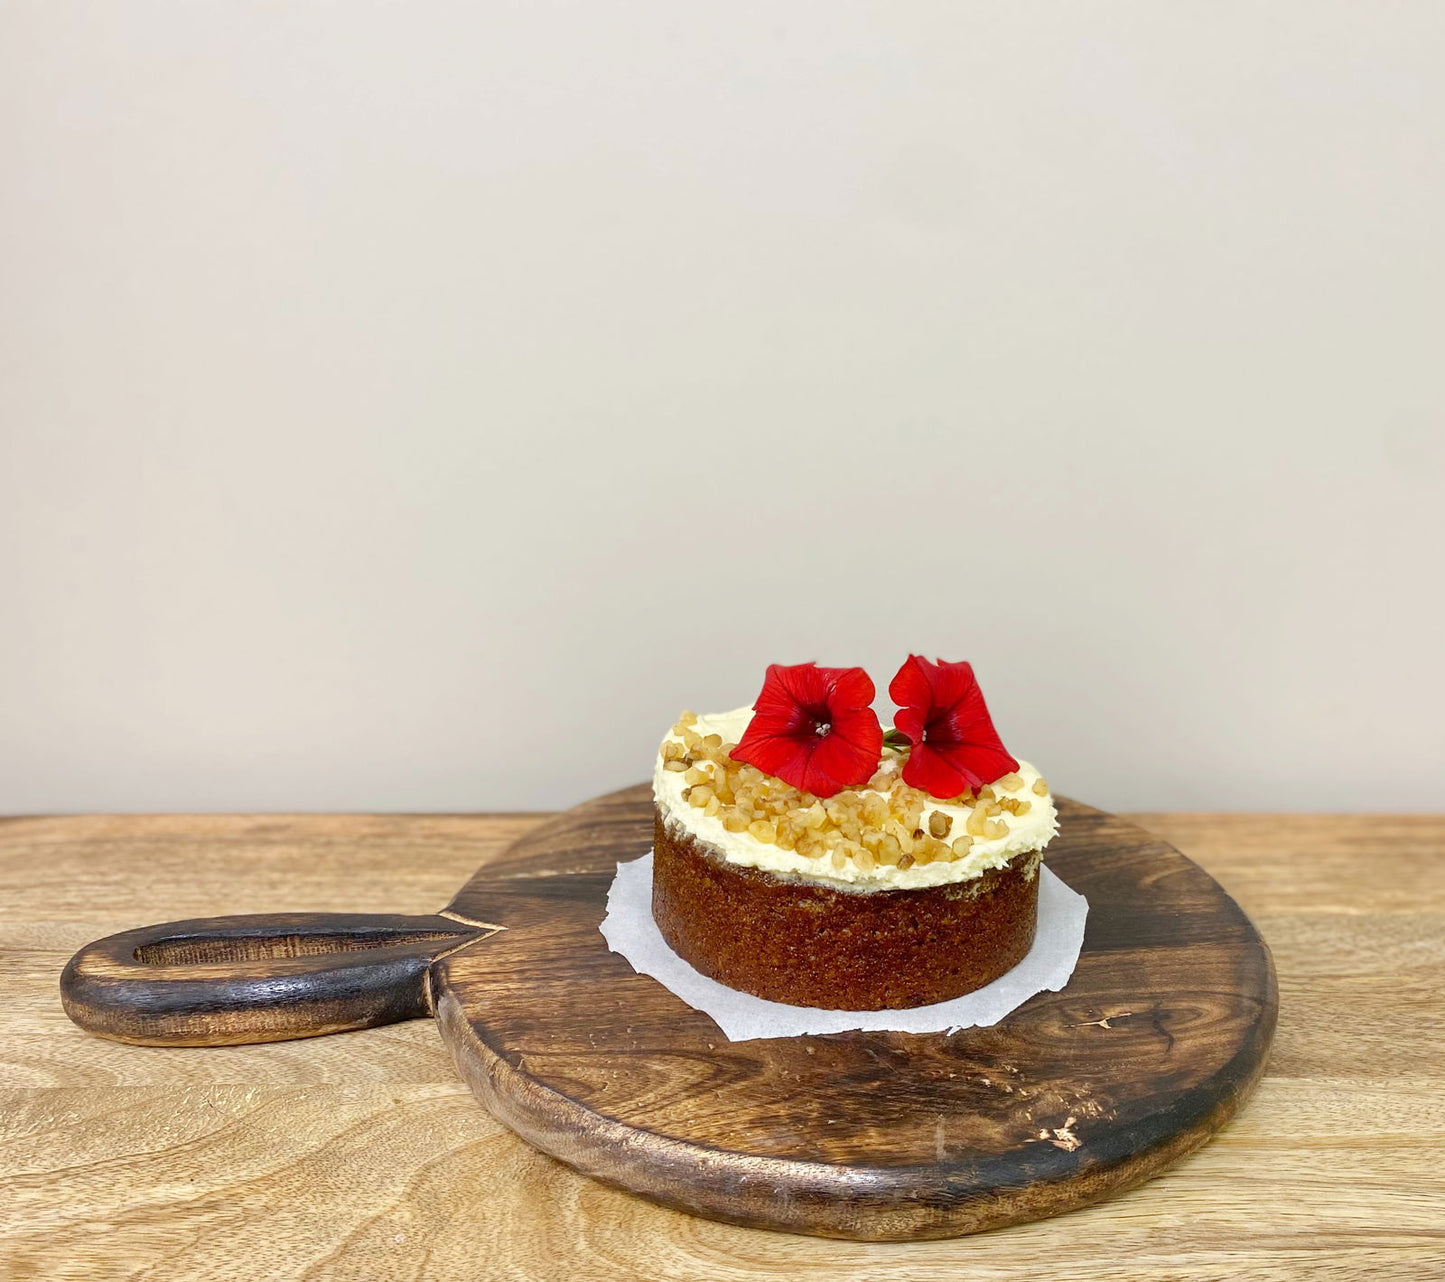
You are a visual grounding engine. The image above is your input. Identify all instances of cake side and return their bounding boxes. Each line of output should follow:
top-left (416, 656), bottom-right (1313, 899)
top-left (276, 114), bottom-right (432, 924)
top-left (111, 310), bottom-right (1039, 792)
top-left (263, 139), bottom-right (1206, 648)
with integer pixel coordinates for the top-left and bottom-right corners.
top-left (652, 810), bottom-right (1041, 1010)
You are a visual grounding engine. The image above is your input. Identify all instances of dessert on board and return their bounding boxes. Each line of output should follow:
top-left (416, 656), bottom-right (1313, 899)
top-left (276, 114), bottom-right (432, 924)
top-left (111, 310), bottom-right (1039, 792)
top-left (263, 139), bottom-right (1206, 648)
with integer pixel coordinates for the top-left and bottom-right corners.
top-left (651, 657), bottom-right (1058, 1010)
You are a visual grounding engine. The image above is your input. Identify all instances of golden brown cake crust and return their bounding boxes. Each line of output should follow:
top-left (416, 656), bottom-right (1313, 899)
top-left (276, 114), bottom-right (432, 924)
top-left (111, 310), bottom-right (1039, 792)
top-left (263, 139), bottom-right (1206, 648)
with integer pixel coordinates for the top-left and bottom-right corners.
top-left (651, 810), bottom-right (1040, 1010)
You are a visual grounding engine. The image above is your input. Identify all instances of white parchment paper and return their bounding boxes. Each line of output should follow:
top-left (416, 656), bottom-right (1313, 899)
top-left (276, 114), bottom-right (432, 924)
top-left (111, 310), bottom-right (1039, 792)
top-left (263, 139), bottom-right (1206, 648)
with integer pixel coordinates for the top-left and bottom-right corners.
top-left (599, 851), bottom-right (1089, 1041)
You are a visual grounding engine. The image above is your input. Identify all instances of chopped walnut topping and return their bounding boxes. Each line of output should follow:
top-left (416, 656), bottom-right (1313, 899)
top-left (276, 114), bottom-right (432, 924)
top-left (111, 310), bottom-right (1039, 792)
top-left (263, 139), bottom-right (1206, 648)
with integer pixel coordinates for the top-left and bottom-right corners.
top-left (661, 716), bottom-right (1047, 872)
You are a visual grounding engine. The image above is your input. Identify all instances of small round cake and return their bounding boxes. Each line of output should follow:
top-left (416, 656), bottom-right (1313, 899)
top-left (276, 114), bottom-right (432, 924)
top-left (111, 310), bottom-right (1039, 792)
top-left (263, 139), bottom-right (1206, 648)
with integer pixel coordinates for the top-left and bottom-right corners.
top-left (651, 696), bottom-right (1060, 1011)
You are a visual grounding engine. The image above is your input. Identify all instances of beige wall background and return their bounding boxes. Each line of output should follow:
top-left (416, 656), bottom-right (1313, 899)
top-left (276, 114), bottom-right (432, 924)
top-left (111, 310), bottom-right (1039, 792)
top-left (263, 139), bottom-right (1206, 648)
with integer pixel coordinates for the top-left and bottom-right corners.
top-left (2, 3), bottom-right (1442, 814)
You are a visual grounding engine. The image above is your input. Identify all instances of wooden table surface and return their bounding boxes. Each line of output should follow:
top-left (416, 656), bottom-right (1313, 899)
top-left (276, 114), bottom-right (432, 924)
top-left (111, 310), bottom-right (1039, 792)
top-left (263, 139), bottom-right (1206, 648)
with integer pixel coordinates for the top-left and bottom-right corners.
top-left (2, 812), bottom-right (1442, 1281)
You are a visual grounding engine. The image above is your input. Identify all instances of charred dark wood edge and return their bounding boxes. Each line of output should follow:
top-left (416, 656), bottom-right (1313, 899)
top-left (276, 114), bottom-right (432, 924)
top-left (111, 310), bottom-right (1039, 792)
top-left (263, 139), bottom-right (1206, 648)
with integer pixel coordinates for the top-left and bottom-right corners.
top-left (60, 912), bottom-right (495, 1047)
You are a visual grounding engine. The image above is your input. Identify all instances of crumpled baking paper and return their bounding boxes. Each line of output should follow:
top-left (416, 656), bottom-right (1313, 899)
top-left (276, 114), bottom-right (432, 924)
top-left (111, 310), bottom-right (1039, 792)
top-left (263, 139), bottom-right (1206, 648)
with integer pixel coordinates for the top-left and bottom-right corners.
top-left (599, 851), bottom-right (1089, 1041)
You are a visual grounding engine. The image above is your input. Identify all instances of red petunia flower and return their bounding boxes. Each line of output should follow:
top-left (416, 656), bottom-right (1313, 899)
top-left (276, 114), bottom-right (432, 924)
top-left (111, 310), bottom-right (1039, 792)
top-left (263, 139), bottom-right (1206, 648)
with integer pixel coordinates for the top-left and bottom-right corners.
top-left (732, 662), bottom-right (883, 799)
top-left (889, 656), bottom-right (1019, 799)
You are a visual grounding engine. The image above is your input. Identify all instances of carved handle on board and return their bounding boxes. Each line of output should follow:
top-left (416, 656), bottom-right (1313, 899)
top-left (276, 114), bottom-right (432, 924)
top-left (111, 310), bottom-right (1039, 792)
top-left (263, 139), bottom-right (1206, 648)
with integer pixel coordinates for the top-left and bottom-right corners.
top-left (60, 912), bottom-right (492, 1047)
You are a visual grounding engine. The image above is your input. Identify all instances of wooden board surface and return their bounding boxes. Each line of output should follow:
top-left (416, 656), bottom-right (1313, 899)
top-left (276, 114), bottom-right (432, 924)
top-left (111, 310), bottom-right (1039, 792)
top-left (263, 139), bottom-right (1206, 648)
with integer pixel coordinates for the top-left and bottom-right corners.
top-left (432, 786), bottom-right (1275, 1239)
top-left (2, 811), bottom-right (1443, 1278)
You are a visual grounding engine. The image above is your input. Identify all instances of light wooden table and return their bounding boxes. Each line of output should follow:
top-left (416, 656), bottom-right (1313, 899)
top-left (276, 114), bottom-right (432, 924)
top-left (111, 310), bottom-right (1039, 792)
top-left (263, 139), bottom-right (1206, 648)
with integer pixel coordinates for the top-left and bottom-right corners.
top-left (2, 813), bottom-right (1442, 1281)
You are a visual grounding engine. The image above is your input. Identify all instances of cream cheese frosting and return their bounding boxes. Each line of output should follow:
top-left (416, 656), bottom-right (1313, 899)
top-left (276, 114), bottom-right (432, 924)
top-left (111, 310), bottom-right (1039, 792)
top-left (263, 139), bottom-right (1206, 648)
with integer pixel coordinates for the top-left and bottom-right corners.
top-left (653, 706), bottom-right (1059, 892)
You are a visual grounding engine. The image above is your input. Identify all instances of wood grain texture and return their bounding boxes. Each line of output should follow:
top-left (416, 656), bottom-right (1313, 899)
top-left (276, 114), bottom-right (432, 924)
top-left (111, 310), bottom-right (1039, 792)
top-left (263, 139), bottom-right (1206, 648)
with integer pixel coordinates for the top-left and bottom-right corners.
top-left (3, 811), bottom-right (1443, 1278)
top-left (52, 788), bottom-right (1276, 1238)
top-left (60, 912), bottom-right (494, 1046)
top-left (433, 786), bottom-right (1276, 1239)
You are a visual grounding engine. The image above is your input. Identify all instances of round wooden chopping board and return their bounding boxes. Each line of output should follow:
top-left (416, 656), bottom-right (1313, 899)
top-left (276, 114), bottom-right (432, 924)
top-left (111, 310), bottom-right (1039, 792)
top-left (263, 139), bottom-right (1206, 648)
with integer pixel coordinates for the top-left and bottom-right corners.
top-left (429, 784), bottom-right (1277, 1241)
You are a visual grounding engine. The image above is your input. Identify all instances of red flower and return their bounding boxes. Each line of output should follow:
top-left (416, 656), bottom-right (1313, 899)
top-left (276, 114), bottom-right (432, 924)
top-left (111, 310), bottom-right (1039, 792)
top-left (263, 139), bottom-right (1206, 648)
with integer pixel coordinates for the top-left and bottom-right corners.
top-left (732, 663), bottom-right (882, 798)
top-left (889, 656), bottom-right (1019, 799)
